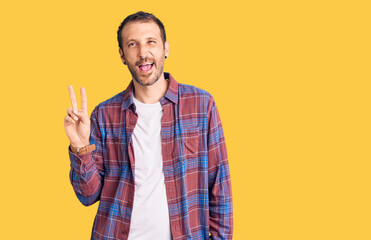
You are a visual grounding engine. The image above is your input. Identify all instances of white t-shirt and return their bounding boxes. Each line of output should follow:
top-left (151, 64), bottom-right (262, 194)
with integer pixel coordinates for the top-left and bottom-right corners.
top-left (128, 96), bottom-right (172, 240)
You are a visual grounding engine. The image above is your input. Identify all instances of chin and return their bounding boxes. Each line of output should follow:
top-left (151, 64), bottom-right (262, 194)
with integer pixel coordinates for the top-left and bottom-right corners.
top-left (134, 75), bottom-right (158, 86)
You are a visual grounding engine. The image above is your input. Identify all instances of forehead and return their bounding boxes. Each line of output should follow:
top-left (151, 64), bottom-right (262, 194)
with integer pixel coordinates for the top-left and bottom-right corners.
top-left (121, 21), bottom-right (162, 42)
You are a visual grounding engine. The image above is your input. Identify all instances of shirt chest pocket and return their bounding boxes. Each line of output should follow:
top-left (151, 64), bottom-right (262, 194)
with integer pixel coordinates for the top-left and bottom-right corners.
top-left (182, 126), bottom-right (201, 157)
top-left (104, 133), bottom-right (125, 168)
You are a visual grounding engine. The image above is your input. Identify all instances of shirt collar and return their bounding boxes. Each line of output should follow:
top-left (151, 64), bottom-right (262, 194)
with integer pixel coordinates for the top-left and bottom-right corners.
top-left (121, 72), bottom-right (179, 111)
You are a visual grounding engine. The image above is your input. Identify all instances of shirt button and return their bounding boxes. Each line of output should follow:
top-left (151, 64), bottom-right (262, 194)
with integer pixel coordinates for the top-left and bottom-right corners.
top-left (130, 120), bottom-right (136, 125)
top-left (114, 137), bottom-right (119, 142)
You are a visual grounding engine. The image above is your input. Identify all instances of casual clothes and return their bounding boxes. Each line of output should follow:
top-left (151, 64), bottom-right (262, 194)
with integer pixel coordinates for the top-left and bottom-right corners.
top-left (68, 72), bottom-right (233, 240)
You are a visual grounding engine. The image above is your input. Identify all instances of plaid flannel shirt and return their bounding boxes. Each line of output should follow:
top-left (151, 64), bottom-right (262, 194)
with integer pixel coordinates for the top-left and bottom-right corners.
top-left (69, 72), bottom-right (233, 239)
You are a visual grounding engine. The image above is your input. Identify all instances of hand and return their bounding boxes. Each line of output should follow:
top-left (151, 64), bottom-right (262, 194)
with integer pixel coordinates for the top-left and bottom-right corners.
top-left (64, 85), bottom-right (90, 148)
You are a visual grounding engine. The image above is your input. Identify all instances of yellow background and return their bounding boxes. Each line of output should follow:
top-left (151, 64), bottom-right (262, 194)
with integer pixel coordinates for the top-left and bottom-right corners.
top-left (0, 0), bottom-right (370, 239)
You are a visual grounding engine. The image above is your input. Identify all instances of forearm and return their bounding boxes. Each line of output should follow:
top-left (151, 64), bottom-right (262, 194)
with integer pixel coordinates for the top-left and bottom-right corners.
top-left (207, 100), bottom-right (233, 239)
top-left (69, 146), bottom-right (104, 206)
top-left (208, 179), bottom-right (233, 239)
top-left (208, 152), bottom-right (233, 240)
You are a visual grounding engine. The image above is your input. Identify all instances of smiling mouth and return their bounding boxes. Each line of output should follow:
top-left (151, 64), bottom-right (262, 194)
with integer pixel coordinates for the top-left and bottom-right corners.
top-left (138, 63), bottom-right (154, 73)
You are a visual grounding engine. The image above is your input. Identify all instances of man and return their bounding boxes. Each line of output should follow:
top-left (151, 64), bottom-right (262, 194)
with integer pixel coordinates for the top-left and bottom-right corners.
top-left (64, 11), bottom-right (233, 240)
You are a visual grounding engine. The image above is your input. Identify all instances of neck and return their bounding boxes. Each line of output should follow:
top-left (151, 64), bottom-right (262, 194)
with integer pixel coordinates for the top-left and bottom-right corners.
top-left (132, 74), bottom-right (169, 104)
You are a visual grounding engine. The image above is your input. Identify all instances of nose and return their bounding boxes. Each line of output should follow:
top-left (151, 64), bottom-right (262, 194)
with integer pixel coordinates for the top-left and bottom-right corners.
top-left (138, 44), bottom-right (148, 60)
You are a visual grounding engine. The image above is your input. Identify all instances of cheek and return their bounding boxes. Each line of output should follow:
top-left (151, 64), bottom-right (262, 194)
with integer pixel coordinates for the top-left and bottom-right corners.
top-left (154, 51), bottom-right (165, 62)
top-left (152, 47), bottom-right (165, 56)
top-left (124, 49), bottom-right (137, 59)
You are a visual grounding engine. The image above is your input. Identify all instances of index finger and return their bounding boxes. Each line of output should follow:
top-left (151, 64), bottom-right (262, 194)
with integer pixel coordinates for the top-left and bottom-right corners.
top-left (68, 85), bottom-right (78, 110)
top-left (80, 87), bottom-right (88, 111)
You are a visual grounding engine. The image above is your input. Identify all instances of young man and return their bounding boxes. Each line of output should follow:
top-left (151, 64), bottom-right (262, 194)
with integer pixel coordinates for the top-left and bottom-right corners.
top-left (64, 11), bottom-right (233, 240)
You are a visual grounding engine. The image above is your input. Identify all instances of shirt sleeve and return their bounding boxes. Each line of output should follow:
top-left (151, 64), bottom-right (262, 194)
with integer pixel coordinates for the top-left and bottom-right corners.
top-left (207, 99), bottom-right (233, 240)
top-left (68, 106), bottom-right (105, 206)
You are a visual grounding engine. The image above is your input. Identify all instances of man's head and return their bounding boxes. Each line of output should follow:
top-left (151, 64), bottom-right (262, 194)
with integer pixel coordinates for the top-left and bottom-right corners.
top-left (117, 11), bottom-right (169, 86)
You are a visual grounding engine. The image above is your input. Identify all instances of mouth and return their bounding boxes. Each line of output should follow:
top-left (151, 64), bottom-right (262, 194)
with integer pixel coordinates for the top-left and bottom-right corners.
top-left (138, 63), bottom-right (154, 73)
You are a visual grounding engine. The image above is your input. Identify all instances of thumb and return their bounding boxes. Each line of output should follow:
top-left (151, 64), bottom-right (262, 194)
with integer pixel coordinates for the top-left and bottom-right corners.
top-left (75, 110), bottom-right (90, 125)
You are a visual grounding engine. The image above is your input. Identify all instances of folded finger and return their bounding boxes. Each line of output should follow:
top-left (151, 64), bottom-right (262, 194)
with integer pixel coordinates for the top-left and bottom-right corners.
top-left (65, 115), bottom-right (76, 124)
top-left (76, 110), bottom-right (89, 124)
top-left (67, 107), bottom-right (79, 121)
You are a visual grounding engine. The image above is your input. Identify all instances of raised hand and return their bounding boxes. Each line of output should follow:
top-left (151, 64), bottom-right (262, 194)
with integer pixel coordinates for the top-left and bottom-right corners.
top-left (64, 85), bottom-right (91, 148)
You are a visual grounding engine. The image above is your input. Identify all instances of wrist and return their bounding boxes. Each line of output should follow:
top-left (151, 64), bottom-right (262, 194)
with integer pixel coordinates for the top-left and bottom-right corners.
top-left (70, 141), bottom-right (90, 154)
top-left (70, 141), bottom-right (90, 148)
top-left (70, 143), bottom-right (95, 155)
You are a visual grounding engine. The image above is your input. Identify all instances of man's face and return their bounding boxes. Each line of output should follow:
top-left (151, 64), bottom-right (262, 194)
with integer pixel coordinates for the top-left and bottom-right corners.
top-left (119, 21), bottom-right (169, 86)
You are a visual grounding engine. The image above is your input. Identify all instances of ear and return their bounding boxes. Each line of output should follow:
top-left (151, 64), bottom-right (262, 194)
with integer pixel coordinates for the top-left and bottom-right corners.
top-left (119, 48), bottom-right (126, 64)
top-left (164, 41), bottom-right (170, 59)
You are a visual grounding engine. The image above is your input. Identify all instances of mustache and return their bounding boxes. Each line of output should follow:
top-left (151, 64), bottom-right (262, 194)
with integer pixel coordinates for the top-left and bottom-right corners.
top-left (136, 58), bottom-right (156, 66)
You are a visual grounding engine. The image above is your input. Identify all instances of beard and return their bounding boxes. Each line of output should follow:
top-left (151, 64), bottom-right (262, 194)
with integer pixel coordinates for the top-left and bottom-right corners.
top-left (127, 55), bottom-right (165, 86)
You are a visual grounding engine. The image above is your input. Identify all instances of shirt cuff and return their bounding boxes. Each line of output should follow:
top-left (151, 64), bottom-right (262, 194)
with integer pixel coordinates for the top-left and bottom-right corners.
top-left (68, 145), bottom-right (93, 174)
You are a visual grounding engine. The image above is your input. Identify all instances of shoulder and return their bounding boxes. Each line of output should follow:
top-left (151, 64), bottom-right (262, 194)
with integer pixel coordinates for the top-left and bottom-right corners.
top-left (91, 91), bottom-right (124, 115)
top-left (178, 82), bottom-right (215, 108)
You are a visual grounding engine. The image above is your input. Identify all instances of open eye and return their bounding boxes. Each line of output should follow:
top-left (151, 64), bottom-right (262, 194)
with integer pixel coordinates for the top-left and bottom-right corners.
top-left (128, 42), bottom-right (136, 47)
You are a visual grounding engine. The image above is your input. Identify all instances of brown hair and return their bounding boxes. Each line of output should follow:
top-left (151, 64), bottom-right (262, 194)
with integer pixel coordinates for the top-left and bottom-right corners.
top-left (117, 11), bottom-right (167, 51)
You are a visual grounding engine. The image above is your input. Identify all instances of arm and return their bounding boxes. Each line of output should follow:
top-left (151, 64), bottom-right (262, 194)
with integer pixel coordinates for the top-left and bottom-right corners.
top-left (207, 99), bottom-right (233, 240)
top-left (69, 106), bottom-right (105, 206)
